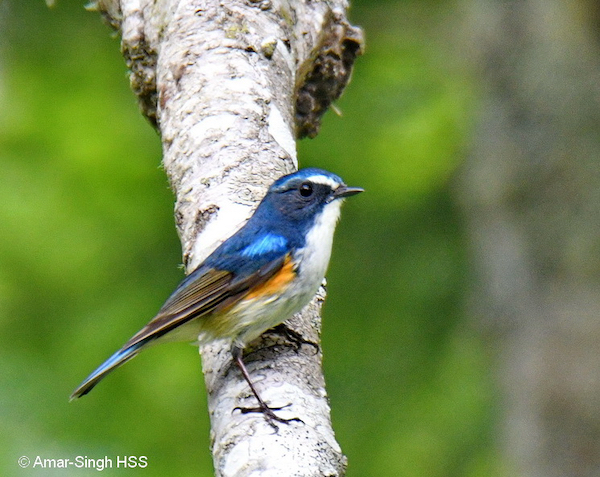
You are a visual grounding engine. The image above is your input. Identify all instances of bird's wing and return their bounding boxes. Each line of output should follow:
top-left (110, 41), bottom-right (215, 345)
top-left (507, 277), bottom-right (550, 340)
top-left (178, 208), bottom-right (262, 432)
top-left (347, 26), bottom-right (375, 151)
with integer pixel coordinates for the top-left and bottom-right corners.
top-left (70, 253), bottom-right (290, 400)
top-left (122, 252), bottom-right (290, 349)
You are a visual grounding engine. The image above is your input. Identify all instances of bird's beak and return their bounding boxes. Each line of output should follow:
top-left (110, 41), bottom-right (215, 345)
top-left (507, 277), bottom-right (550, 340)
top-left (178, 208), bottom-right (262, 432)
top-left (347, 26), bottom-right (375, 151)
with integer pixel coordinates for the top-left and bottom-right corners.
top-left (333, 184), bottom-right (364, 199)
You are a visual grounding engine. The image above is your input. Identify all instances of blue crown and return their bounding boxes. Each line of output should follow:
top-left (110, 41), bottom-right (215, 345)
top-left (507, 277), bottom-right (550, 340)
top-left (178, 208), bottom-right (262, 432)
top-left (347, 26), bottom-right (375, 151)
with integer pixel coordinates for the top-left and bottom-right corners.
top-left (270, 168), bottom-right (344, 192)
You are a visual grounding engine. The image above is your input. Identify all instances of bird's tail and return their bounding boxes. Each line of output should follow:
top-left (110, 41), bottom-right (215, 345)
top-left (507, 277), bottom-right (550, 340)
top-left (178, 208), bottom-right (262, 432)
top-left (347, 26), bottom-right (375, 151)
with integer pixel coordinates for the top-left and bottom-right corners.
top-left (69, 342), bottom-right (144, 400)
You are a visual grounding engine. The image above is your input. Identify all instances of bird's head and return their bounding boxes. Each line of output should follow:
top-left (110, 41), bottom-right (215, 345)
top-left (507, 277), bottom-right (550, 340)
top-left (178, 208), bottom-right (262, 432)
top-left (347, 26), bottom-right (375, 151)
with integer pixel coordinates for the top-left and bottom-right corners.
top-left (264, 168), bottom-right (361, 219)
top-left (251, 168), bottom-right (363, 242)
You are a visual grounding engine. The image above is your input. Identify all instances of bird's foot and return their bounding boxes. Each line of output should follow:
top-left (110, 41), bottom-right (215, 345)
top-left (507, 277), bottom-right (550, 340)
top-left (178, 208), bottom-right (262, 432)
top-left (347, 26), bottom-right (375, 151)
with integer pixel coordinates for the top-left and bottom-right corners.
top-left (270, 324), bottom-right (319, 355)
top-left (235, 402), bottom-right (303, 431)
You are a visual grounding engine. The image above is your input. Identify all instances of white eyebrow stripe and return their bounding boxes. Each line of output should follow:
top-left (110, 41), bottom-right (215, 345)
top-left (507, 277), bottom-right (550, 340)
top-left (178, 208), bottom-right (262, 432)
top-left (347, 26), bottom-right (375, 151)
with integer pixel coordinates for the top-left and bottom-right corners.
top-left (304, 175), bottom-right (340, 188)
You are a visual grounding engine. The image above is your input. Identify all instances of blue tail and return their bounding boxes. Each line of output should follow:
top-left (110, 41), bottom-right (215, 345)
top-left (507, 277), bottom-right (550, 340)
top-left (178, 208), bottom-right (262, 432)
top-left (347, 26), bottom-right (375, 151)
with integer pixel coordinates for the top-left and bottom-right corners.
top-left (70, 342), bottom-right (144, 400)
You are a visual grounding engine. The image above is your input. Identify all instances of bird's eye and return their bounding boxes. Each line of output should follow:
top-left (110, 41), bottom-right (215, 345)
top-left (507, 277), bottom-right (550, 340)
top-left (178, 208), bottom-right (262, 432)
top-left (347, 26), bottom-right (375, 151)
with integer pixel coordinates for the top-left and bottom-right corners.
top-left (299, 182), bottom-right (313, 197)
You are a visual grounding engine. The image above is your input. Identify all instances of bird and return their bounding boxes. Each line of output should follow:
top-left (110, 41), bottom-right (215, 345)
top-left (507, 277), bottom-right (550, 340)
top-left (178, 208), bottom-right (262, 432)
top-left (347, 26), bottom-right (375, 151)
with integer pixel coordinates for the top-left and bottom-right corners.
top-left (70, 168), bottom-right (362, 424)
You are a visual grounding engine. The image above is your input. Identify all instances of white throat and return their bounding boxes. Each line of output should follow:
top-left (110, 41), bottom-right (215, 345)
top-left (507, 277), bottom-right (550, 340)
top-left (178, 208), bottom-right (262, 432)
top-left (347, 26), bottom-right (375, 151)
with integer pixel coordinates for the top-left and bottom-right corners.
top-left (296, 199), bottom-right (343, 290)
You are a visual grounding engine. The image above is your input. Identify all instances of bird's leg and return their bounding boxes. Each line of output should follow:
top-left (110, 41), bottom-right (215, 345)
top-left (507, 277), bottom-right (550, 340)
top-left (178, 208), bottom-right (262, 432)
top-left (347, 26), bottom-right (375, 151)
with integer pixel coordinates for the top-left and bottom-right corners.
top-left (231, 345), bottom-right (302, 430)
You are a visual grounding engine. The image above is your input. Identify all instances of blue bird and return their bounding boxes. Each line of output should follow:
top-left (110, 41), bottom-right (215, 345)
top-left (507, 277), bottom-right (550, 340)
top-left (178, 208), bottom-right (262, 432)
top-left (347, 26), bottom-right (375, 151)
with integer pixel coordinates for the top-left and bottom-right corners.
top-left (70, 168), bottom-right (362, 424)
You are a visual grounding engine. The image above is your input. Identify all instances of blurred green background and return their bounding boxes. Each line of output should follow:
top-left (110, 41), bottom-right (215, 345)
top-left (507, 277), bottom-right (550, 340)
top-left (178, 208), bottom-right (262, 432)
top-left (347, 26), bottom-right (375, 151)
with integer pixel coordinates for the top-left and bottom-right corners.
top-left (0, 1), bottom-right (499, 476)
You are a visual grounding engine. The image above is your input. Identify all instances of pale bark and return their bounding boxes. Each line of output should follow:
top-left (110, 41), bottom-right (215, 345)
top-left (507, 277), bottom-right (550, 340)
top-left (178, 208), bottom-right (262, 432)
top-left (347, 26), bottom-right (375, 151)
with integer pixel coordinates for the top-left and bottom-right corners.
top-left (89, 0), bottom-right (362, 475)
top-left (458, 1), bottom-right (600, 476)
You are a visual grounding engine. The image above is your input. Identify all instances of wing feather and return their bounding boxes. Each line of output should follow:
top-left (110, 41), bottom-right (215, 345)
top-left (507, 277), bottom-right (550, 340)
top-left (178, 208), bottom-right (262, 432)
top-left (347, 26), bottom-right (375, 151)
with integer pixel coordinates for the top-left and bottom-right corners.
top-left (123, 254), bottom-right (289, 349)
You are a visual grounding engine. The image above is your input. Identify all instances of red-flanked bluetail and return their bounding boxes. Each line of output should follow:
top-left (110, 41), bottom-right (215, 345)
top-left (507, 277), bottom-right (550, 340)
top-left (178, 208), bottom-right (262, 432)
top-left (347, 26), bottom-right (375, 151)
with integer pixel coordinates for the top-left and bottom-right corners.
top-left (71, 168), bottom-right (362, 425)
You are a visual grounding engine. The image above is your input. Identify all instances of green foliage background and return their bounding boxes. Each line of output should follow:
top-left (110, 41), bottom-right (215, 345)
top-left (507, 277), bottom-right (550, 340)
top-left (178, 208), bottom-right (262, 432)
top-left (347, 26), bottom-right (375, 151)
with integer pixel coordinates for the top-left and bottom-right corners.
top-left (0, 1), bottom-right (501, 475)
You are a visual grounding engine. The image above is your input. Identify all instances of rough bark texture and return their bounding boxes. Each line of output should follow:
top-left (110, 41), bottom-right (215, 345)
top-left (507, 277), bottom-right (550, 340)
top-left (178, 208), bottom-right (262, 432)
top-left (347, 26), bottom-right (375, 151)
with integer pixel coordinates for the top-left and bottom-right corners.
top-left (458, 1), bottom-right (600, 476)
top-left (89, 0), bottom-right (362, 475)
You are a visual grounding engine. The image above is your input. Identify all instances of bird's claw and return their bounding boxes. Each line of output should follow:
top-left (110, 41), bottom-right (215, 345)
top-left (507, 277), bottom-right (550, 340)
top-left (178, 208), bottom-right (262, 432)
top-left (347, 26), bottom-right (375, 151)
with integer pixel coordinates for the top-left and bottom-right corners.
top-left (234, 402), bottom-right (303, 431)
top-left (270, 324), bottom-right (320, 355)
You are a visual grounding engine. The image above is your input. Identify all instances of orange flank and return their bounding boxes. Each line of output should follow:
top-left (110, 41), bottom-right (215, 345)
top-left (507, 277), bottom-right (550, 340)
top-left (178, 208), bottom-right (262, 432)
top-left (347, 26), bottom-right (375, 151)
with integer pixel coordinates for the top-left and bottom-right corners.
top-left (246, 256), bottom-right (296, 300)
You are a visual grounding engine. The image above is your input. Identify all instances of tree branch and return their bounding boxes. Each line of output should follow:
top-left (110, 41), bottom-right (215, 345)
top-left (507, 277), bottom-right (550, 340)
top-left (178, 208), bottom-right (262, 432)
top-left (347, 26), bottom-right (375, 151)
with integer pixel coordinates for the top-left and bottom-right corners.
top-left (89, 0), bottom-right (363, 474)
top-left (458, 1), bottom-right (600, 475)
